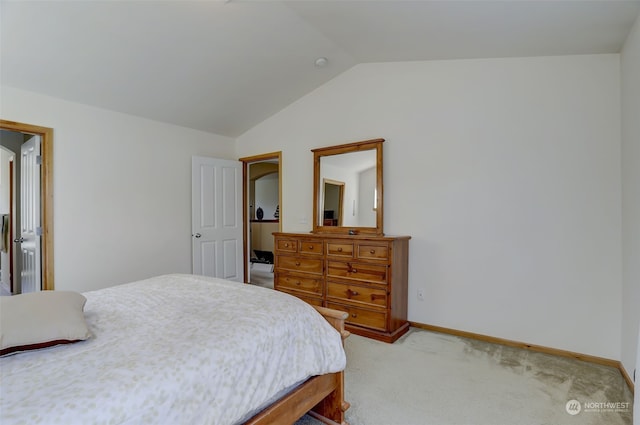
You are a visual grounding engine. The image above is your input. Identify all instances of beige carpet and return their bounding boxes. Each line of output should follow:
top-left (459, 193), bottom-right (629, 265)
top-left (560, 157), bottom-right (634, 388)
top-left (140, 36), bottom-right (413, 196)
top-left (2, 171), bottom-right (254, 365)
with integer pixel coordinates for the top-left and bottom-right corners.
top-left (248, 268), bottom-right (274, 289)
top-left (296, 328), bottom-right (633, 425)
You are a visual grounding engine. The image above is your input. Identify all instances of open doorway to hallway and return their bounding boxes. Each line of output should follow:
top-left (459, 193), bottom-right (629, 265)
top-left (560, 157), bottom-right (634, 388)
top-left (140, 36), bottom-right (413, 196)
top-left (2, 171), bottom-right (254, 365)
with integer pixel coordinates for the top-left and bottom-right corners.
top-left (240, 152), bottom-right (281, 289)
top-left (1, 130), bottom-right (43, 294)
top-left (0, 120), bottom-right (54, 294)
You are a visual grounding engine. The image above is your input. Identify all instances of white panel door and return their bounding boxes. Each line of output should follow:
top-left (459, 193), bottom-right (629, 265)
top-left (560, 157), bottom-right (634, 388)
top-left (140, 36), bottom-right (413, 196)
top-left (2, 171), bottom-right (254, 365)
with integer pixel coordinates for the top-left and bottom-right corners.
top-left (192, 157), bottom-right (243, 282)
top-left (18, 135), bottom-right (41, 293)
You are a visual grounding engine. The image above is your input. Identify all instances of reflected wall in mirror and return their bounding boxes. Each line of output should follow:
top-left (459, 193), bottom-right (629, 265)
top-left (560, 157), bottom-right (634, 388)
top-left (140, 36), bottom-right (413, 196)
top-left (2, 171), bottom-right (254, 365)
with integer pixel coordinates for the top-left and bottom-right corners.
top-left (312, 138), bottom-right (384, 235)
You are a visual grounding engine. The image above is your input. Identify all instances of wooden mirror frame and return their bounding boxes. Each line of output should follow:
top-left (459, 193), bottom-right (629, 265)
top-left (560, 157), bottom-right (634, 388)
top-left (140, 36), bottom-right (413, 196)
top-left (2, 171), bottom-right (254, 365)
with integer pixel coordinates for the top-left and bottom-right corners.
top-left (312, 138), bottom-right (384, 236)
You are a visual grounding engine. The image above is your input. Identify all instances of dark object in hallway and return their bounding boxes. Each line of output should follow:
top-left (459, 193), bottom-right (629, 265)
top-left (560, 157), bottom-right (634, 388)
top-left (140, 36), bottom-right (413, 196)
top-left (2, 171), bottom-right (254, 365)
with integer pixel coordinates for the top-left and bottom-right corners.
top-left (252, 250), bottom-right (274, 264)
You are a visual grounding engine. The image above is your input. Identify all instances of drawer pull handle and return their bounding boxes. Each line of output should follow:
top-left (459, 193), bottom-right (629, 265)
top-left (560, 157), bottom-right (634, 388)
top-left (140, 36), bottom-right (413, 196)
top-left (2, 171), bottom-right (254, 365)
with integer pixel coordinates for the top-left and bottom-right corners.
top-left (337, 247), bottom-right (343, 252)
top-left (295, 281), bottom-right (301, 286)
top-left (284, 243), bottom-right (289, 247)
top-left (351, 313), bottom-right (358, 318)
top-left (370, 249), bottom-right (375, 254)
top-left (347, 289), bottom-right (359, 297)
top-left (308, 245), bottom-right (314, 250)
top-left (351, 269), bottom-right (358, 273)
top-left (295, 262), bottom-right (301, 266)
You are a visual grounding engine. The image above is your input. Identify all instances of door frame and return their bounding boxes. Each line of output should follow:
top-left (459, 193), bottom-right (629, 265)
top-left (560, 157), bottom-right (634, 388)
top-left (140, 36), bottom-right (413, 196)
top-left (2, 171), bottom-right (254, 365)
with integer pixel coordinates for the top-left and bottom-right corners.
top-left (239, 151), bottom-right (281, 283)
top-left (0, 119), bottom-right (54, 291)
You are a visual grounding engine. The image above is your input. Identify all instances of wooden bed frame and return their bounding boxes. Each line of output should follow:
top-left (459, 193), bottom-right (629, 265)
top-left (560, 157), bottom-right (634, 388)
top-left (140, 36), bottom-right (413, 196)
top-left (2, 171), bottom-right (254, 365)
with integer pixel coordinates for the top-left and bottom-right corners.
top-left (244, 306), bottom-right (350, 425)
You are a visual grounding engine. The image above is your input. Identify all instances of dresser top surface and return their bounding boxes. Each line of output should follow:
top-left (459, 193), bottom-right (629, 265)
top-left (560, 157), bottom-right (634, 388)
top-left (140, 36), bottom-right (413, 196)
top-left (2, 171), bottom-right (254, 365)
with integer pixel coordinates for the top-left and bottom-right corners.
top-left (273, 232), bottom-right (410, 241)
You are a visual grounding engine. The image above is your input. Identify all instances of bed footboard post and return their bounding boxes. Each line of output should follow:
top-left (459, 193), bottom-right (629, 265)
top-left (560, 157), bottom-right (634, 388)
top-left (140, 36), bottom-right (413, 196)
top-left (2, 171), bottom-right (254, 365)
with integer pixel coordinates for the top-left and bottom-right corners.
top-left (308, 370), bottom-right (350, 425)
top-left (311, 306), bottom-right (350, 425)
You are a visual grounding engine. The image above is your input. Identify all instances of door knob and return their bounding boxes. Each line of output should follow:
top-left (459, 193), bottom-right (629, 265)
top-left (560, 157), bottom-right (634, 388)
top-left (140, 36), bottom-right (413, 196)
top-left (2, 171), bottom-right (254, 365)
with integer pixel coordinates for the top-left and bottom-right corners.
top-left (193, 233), bottom-right (202, 238)
top-left (13, 237), bottom-right (24, 243)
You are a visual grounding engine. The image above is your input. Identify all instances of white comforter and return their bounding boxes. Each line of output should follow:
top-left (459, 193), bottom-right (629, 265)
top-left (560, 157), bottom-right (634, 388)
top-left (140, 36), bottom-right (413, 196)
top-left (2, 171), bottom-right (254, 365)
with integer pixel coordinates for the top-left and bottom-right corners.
top-left (0, 274), bottom-right (346, 425)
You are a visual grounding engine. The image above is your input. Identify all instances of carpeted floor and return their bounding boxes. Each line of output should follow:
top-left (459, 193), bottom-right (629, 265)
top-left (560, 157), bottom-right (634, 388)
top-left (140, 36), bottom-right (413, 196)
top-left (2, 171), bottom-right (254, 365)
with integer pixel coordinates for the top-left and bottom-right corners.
top-left (296, 328), bottom-right (633, 425)
top-left (248, 267), bottom-right (274, 289)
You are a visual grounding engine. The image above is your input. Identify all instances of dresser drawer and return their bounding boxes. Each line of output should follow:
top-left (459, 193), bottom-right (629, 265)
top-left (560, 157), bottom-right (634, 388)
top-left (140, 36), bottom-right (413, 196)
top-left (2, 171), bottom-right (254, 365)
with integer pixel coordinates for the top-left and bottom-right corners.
top-left (326, 261), bottom-right (387, 283)
top-left (327, 302), bottom-right (387, 331)
top-left (299, 240), bottom-right (323, 256)
top-left (276, 239), bottom-right (298, 253)
top-left (357, 243), bottom-right (389, 261)
top-left (327, 242), bottom-right (354, 258)
top-left (327, 281), bottom-right (387, 308)
top-left (276, 274), bottom-right (323, 296)
top-left (277, 256), bottom-right (323, 274)
top-left (278, 288), bottom-right (323, 307)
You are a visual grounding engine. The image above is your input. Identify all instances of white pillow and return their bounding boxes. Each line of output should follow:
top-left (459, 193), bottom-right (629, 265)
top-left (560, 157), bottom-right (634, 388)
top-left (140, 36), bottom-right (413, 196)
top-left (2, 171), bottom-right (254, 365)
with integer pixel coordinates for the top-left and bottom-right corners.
top-left (1, 291), bottom-right (91, 356)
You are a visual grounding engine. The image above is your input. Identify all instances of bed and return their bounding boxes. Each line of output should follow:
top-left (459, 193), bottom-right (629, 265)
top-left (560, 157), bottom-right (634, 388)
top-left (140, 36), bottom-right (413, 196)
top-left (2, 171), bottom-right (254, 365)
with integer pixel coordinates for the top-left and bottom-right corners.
top-left (0, 274), bottom-right (350, 425)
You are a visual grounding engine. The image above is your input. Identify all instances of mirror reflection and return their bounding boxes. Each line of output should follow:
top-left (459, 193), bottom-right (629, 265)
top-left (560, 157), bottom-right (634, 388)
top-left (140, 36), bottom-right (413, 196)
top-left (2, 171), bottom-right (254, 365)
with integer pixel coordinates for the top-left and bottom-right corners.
top-left (318, 149), bottom-right (377, 228)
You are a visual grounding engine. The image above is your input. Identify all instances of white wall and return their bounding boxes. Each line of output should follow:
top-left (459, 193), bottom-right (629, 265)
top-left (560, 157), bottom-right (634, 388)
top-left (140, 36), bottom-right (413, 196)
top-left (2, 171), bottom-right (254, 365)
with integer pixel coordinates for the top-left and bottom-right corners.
top-left (357, 166), bottom-right (376, 226)
top-left (237, 54), bottom-right (622, 360)
top-left (1, 86), bottom-right (235, 292)
top-left (621, 16), bottom-right (640, 377)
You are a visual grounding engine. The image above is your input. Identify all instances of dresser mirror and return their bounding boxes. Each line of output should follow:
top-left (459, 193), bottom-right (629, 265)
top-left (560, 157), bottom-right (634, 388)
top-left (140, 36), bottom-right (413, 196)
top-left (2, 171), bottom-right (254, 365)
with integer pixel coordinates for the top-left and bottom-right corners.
top-left (312, 138), bottom-right (384, 235)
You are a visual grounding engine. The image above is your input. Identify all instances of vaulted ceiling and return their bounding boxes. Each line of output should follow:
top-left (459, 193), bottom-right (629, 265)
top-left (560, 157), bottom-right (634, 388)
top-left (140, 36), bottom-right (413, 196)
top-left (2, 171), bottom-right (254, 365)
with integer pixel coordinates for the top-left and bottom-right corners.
top-left (2, 1), bottom-right (639, 137)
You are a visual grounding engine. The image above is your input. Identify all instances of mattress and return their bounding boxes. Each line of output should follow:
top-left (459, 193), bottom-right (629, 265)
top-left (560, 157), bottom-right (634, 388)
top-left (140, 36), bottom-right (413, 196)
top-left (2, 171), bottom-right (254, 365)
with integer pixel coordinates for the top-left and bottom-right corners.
top-left (0, 274), bottom-right (346, 425)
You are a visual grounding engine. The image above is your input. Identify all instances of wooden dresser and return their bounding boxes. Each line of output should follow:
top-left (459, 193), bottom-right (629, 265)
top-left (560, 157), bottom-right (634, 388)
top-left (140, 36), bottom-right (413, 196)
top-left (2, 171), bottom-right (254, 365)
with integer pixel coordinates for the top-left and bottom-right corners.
top-left (273, 232), bottom-right (410, 343)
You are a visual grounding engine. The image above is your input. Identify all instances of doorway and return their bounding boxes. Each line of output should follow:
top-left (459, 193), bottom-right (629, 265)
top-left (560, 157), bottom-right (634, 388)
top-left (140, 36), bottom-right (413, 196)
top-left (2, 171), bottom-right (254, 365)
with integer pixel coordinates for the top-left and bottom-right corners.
top-left (0, 120), bottom-right (54, 293)
top-left (322, 179), bottom-right (344, 226)
top-left (240, 152), bottom-right (281, 288)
